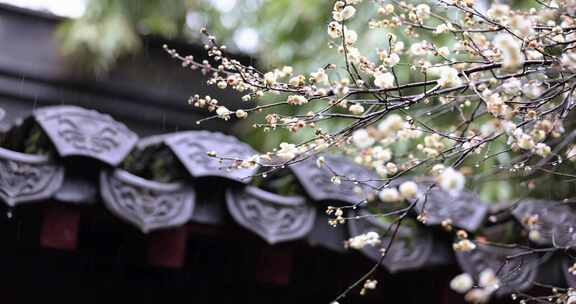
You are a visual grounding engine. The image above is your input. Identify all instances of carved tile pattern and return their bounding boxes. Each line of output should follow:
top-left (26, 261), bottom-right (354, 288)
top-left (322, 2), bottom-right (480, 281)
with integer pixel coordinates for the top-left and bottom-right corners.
top-left (348, 209), bottom-right (435, 273)
top-left (417, 189), bottom-right (488, 232)
top-left (512, 200), bottom-right (576, 247)
top-left (456, 244), bottom-right (538, 296)
top-left (165, 131), bottom-right (258, 183)
top-left (226, 186), bottom-right (316, 244)
top-left (34, 106), bottom-right (138, 166)
top-left (0, 148), bottom-right (63, 206)
top-left (290, 155), bottom-right (379, 205)
top-left (100, 170), bottom-right (195, 233)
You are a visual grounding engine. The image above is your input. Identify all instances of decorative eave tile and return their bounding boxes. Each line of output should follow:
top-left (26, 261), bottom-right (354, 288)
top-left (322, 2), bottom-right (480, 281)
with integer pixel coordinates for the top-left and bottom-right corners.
top-left (289, 155), bottom-right (379, 205)
top-left (456, 243), bottom-right (539, 297)
top-left (100, 169), bottom-right (195, 233)
top-left (416, 188), bottom-right (488, 232)
top-left (348, 209), bottom-right (436, 273)
top-left (0, 147), bottom-right (64, 206)
top-left (165, 131), bottom-right (258, 184)
top-left (512, 199), bottom-right (576, 246)
top-left (34, 106), bottom-right (138, 166)
top-left (225, 186), bottom-right (316, 244)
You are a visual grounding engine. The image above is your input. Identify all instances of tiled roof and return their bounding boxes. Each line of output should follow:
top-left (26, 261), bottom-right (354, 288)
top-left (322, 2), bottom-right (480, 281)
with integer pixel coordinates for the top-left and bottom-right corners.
top-left (1, 105), bottom-right (574, 292)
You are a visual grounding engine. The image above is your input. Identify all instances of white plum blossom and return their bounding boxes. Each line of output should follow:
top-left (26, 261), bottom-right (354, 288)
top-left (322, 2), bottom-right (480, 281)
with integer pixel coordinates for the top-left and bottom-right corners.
top-left (374, 72), bottom-right (396, 89)
top-left (439, 167), bottom-right (465, 194)
top-left (393, 41), bottom-right (405, 53)
top-left (437, 46), bottom-right (450, 57)
top-left (526, 49), bottom-right (543, 60)
top-left (379, 187), bottom-right (401, 202)
top-left (372, 146), bottom-right (392, 161)
top-left (343, 46), bottom-right (361, 63)
top-left (385, 162), bottom-right (398, 175)
top-left (453, 239), bottom-right (477, 252)
top-left (486, 4), bottom-right (510, 21)
top-left (352, 129), bottom-right (375, 149)
top-left (375, 164), bottom-right (389, 177)
top-left (434, 23), bottom-right (453, 34)
top-left (344, 28), bottom-right (358, 45)
top-left (216, 106), bottom-right (231, 120)
top-left (410, 41), bottom-right (428, 56)
top-left (502, 78), bottom-right (522, 95)
top-left (310, 68), bottom-right (329, 84)
top-left (276, 142), bottom-right (299, 160)
top-left (567, 145), bottom-right (576, 160)
top-left (523, 81), bottom-right (543, 99)
top-left (517, 133), bottom-right (535, 150)
top-left (378, 3), bottom-right (394, 15)
top-left (341, 6), bottom-right (356, 20)
top-left (287, 95), bottom-right (308, 105)
top-left (430, 164), bottom-right (445, 176)
top-left (510, 15), bottom-right (534, 37)
top-left (399, 181), bottom-right (418, 199)
top-left (534, 143), bottom-right (551, 157)
top-left (235, 109), bottom-right (247, 118)
top-left (494, 34), bottom-right (524, 71)
top-left (465, 288), bottom-right (491, 304)
top-left (264, 71), bottom-right (277, 86)
top-left (383, 53), bottom-right (400, 67)
top-left (363, 279), bottom-right (377, 290)
top-left (435, 66), bottom-right (462, 88)
top-left (378, 114), bottom-right (404, 134)
top-left (415, 4), bottom-right (431, 19)
top-left (450, 273), bottom-right (473, 294)
top-left (529, 229), bottom-right (541, 241)
top-left (239, 154), bottom-right (260, 168)
top-left (562, 51), bottom-right (576, 71)
top-left (486, 93), bottom-right (508, 117)
top-left (331, 176), bottom-right (342, 185)
top-left (479, 269), bottom-right (500, 292)
top-left (327, 21), bottom-right (341, 39)
top-left (349, 103), bottom-right (365, 115)
top-left (334, 5), bottom-right (356, 21)
top-left (347, 231), bottom-right (381, 249)
top-left (315, 156), bottom-right (325, 168)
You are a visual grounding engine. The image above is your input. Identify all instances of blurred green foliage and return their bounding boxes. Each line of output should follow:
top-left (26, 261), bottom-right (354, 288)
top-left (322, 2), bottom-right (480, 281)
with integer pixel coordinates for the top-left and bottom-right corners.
top-left (57, 0), bottom-right (341, 73)
top-left (57, 0), bottom-right (186, 73)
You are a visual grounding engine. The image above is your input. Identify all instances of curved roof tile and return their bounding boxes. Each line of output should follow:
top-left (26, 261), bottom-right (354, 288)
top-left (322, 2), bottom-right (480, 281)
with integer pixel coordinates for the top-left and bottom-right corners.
top-left (34, 105), bottom-right (138, 166)
top-left (165, 131), bottom-right (258, 183)
top-left (348, 209), bottom-right (442, 273)
top-left (0, 146), bottom-right (63, 206)
top-left (226, 186), bottom-right (316, 244)
top-left (100, 169), bottom-right (195, 233)
top-left (512, 199), bottom-right (576, 246)
top-left (456, 243), bottom-right (539, 296)
top-left (290, 155), bottom-right (379, 205)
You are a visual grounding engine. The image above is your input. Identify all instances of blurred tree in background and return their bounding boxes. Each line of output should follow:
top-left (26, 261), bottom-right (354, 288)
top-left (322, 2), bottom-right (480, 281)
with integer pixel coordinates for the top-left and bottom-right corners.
top-left (56, 0), bottom-right (366, 150)
top-left (57, 0), bottom-right (339, 73)
top-left (57, 0), bottom-right (187, 73)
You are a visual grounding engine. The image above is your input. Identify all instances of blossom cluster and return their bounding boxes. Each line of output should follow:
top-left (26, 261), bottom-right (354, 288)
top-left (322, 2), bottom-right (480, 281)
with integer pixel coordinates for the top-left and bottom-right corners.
top-left (168, 0), bottom-right (576, 301)
top-left (450, 269), bottom-right (501, 303)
